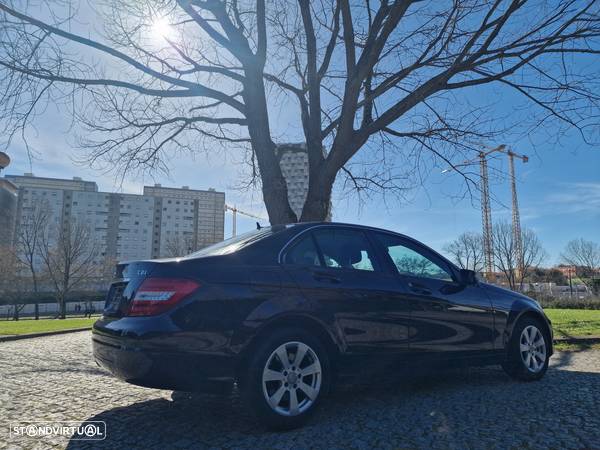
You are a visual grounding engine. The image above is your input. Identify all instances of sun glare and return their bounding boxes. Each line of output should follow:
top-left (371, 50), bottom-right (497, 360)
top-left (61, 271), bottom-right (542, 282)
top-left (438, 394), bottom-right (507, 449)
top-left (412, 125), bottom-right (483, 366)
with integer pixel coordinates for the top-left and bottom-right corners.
top-left (151, 17), bottom-right (175, 41)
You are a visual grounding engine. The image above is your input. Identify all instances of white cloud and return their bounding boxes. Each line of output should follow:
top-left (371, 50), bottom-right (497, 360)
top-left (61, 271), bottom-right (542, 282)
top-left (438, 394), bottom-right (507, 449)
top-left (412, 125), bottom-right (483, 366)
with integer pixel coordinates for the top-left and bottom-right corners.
top-left (545, 182), bottom-right (600, 215)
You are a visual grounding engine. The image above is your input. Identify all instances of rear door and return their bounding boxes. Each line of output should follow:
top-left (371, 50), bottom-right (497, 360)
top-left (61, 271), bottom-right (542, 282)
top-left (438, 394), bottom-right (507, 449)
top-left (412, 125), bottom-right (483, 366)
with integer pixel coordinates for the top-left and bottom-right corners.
top-left (283, 226), bottom-right (410, 355)
top-left (371, 232), bottom-right (495, 356)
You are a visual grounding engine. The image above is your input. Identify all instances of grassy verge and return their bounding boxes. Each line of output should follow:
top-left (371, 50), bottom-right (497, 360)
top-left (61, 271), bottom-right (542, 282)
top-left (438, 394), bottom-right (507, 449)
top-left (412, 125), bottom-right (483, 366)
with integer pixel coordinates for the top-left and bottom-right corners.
top-left (0, 317), bottom-right (97, 336)
top-left (553, 342), bottom-right (600, 352)
top-left (544, 308), bottom-right (600, 338)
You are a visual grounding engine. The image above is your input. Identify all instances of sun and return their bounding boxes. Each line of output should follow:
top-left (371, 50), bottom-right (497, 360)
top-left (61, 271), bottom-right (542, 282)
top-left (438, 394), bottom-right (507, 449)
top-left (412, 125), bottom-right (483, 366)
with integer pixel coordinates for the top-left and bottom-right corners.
top-left (151, 17), bottom-right (175, 41)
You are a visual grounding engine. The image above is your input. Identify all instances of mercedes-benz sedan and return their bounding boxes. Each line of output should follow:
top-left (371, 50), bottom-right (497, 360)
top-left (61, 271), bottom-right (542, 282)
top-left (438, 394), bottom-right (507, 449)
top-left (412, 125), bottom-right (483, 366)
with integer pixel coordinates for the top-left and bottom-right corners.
top-left (93, 222), bottom-right (553, 429)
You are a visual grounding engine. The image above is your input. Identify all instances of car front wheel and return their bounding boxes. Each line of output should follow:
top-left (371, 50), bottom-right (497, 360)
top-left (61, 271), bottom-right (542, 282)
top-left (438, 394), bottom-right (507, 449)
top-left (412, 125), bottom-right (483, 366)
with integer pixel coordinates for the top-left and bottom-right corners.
top-left (242, 328), bottom-right (330, 430)
top-left (502, 317), bottom-right (550, 381)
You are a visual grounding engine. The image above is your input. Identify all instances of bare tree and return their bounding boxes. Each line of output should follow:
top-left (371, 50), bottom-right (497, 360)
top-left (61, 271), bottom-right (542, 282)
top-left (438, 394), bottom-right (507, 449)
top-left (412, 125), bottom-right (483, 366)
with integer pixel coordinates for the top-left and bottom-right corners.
top-left (98, 255), bottom-right (118, 287)
top-left (444, 232), bottom-right (485, 272)
top-left (561, 238), bottom-right (600, 294)
top-left (1, 1), bottom-right (599, 224)
top-left (0, 245), bottom-right (27, 320)
top-left (493, 220), bottom-right (546, 290)
top-left (164, 233), bottom-right (196, 257)
top-left (39, 218), bottom-right (100, 319)
top-left (14, 196), bottom-right (50, 319)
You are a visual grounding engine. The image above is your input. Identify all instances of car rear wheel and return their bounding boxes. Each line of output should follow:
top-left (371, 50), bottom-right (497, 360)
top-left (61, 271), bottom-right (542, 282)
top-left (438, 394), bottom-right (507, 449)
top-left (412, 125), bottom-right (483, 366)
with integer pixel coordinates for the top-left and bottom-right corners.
top-left (502, 317), bottom-right (550, 381)
top-left (242, 328), bottom-right (330, 430)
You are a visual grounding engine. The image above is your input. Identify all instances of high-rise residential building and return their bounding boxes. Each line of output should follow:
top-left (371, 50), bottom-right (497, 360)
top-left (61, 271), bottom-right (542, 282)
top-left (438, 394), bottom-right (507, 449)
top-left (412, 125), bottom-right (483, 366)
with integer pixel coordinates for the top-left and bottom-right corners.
top-left (5, 174), bottom-right (225, 270)
top-left (276, 143), bottom-right (331, 221)
top-left (143, 185), bottom-right (225, 256)
top-left (0, 178), bottom-right (18, 247)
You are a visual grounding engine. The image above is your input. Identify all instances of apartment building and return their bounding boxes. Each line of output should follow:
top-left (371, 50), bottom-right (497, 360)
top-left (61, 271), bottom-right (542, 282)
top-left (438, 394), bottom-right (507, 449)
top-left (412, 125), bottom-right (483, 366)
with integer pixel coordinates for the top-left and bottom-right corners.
top-left (0, 178), bottom-right (17, 247)
top-left (4, 174), bottom-right (225, 269)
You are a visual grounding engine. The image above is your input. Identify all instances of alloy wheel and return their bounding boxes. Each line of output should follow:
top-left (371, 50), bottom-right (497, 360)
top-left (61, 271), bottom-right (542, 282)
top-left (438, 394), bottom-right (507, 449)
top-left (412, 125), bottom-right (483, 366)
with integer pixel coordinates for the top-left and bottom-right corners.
top-left (519, 325), bottom-right (547, 373)
top-left (261, 341), bottom-right (322, 416)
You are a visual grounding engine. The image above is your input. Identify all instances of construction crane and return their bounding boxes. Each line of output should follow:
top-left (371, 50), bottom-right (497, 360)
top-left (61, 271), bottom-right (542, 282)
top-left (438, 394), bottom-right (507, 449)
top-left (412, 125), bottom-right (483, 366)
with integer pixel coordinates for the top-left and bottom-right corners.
top-left (224, 204), bottom-right (266, 237)
top-left (506, 149), bottom-right (529, 278)
top-left (443, 144), bottom-right (528, 283)
top-left (479, 149), bottom-right (495, 280)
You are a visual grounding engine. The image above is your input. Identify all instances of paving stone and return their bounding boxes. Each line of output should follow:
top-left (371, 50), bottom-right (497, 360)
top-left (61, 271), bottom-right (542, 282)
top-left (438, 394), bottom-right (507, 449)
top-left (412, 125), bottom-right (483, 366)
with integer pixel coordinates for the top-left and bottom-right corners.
top-left (0, 332), bottom-right (599, 449)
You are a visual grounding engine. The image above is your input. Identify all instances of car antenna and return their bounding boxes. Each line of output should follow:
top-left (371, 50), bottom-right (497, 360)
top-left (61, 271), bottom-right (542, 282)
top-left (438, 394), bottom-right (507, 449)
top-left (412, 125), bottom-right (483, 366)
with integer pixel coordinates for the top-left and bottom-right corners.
top-left (256, 222), bottom-right (262, 230)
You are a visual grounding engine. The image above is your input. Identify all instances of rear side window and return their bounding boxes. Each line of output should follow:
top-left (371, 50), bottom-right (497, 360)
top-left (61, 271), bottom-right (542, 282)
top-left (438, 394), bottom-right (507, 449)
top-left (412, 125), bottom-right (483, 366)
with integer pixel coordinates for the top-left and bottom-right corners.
top-left (285, 235), bottom-right (321, 266)
top-left (313, 228), bottom-right (377, 271)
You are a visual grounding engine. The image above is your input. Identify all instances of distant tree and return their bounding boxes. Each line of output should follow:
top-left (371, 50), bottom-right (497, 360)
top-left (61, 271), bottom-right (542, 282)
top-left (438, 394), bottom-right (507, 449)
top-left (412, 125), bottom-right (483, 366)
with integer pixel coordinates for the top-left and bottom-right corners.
top-left (99, 256), bottom-right (118, 287)
top-left (528, 267), bottom-right (567, 285)
top-left (492, 220), bottom-right (546, 291)
top-left (443, 232), bottom-right (484, 272)
top-left (0, 246), bottom-right (27, 320)
top-left (0, 2), bottom-right (598, 224)
top-left (39, 218), bottom-right (100, 319)
top-left (394, 255), bottom-right (434, 277)
top-left (561, 238), bottom-right (600, 294)
top-left (164, 234), bottom-right (196, 258)
top-left (14, 196), bottom-right (50, 319)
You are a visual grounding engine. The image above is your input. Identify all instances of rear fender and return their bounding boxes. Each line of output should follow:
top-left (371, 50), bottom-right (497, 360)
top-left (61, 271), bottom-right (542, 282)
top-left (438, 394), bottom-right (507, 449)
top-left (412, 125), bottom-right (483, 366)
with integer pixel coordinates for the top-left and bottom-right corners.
top-left (234, 312), bottom-right (345, 380)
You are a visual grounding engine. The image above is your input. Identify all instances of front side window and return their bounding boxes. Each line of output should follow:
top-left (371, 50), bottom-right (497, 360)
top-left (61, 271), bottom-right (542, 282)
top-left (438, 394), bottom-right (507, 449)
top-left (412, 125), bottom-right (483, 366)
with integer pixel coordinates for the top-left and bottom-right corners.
top-left (375, 233), bottom-right (453, 281)
top-left (313, 228), bottom-right (377, 271)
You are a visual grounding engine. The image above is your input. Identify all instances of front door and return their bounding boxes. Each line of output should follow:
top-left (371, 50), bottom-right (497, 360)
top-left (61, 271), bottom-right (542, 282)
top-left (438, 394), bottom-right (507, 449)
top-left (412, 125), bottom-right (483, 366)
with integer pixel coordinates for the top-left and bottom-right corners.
top-left (371, 232), bottom-right (495, 356)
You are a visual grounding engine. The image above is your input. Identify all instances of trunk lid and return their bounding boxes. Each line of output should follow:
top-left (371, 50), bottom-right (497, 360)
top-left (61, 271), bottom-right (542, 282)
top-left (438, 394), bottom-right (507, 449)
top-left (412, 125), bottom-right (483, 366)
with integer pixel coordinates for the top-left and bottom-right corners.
top-left (103, 260), bottom-right (160, 317)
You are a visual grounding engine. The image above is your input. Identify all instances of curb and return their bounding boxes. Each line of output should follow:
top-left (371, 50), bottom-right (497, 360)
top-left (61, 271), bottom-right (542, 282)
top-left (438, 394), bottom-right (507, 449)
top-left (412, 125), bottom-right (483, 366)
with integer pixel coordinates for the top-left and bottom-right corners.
top-left (0, 327), bottom-right (91, 342)
top-left (553, 336), bottom-right (600, 345)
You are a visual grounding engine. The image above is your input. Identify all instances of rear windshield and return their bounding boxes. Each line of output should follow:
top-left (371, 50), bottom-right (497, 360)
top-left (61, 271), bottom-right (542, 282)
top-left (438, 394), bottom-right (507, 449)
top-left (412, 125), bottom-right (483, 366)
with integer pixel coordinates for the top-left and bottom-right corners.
top-left (184, 227), bottom-right (277, 258)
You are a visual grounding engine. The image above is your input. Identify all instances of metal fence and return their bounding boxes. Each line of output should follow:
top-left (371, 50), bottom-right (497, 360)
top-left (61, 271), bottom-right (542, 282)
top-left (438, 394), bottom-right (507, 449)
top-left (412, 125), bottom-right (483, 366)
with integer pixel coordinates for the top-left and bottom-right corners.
top-left (0, 301), bottom-right (106, 319)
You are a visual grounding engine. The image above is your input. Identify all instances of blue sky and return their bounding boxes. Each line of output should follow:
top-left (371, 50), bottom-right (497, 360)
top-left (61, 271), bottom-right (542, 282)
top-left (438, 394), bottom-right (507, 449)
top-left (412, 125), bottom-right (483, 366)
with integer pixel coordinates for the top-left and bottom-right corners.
top-left (2, 1), bottom-right (599, 266)
top-left (6, 112), bottom-right (599, 266)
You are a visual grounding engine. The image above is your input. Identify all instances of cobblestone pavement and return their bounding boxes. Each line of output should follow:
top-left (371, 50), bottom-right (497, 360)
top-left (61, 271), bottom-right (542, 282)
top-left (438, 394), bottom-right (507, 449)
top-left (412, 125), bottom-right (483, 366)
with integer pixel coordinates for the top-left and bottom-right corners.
top-left (1, 332), bottom-right (599, 450)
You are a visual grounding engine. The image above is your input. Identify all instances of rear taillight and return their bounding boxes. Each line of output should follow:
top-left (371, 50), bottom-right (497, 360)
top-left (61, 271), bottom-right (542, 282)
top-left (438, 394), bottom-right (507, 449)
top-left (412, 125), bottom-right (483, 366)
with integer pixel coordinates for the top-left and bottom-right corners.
top-left (128, 278), bottom-right (200, 316)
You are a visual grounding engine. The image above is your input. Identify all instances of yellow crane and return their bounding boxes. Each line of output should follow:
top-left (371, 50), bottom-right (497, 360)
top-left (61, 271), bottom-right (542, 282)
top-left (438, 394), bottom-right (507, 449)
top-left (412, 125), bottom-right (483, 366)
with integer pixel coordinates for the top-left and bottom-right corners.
top-left (224, 204), bottom-right (266, 237)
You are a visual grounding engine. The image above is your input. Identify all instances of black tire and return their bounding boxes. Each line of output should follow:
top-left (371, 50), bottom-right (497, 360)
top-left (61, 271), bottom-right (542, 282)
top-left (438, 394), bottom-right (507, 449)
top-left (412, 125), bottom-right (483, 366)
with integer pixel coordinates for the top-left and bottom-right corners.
top-left (241, 327), bottom-right (331, 430)
top-left (502, 316), bottom-right (550, 381)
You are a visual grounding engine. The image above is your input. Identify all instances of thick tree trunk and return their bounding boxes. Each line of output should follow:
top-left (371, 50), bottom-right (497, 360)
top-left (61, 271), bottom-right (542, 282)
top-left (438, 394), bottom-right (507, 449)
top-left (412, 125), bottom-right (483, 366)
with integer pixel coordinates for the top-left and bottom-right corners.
top-left (32, 273), bottom-right (39, 320)
top-left (243, 70), bottom-right (297, 225)
top-left (59, 294), bottom-right (66, 319)
top-left (301, 178), bottom-right (332, 222)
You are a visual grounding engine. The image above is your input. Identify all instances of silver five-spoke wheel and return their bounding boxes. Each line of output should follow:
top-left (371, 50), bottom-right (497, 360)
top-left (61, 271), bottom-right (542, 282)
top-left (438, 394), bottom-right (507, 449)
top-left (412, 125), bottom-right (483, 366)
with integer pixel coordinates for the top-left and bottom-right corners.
top-left (520, 325), bottom-right (546, 373)
top-left (262, 341), bottom-right (322, 417)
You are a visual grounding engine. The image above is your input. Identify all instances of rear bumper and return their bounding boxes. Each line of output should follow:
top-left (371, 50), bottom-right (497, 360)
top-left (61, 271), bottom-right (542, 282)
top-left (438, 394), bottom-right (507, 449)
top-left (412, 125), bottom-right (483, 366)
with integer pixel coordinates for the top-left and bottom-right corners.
top-left (92, 328), bottom-right (237, 393)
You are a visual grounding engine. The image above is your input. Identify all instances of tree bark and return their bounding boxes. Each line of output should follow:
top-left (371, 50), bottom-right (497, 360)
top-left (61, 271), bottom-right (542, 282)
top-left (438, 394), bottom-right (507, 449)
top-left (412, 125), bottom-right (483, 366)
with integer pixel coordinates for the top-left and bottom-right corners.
top-left (243, 70), bottom-right (297, 225)
top-left (32, 273), bottom-right (39, 320)
top-left (59, 294), bottom-right (66, 319)
top-left (301, 173), bottom-right (332, 222)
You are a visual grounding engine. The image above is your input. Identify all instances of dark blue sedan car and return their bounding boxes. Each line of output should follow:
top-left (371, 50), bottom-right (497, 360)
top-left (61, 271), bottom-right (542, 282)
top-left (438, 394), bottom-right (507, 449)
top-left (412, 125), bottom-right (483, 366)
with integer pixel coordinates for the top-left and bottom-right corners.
top-left (93, 222), bottom-right (553, 429)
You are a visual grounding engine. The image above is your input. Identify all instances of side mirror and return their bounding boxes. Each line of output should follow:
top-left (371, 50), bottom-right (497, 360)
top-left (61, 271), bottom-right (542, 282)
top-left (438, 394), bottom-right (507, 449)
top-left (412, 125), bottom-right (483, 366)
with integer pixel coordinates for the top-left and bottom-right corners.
top-left (459, 269), bottom-right (478, 286)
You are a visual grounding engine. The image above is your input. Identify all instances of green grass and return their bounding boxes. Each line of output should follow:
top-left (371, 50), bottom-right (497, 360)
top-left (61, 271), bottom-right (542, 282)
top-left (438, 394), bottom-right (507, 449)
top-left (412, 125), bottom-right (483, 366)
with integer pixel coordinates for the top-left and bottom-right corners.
top-left (1, 309), bottom-right (599, 343)
top-left (0, 317), bottom-right (97, 336)
top-left (553, 342), bottom-right (600, 352)
top-left (545, 308), bottom-right (600, 339)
